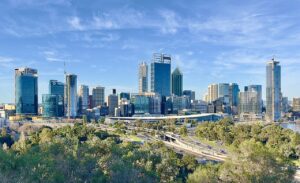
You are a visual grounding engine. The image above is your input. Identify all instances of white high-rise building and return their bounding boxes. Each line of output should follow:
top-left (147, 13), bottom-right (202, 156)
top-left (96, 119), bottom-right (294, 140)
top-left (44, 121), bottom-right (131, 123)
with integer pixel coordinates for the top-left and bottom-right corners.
top-left (266, 59), bottom-right (281, 122)
top-left (108, 89), bottom-right (118, 116)
top-left (207, 84), bottom-right (218, 103)
top-left (139, 62), bottom-right (148, 93)
top-left (65, 74), bottom-right (77, 118)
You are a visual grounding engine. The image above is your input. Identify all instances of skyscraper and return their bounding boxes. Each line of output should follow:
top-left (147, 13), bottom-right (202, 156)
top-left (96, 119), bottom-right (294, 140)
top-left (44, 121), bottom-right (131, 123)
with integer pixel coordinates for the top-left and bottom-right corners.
top-left (245, 85), bottom-right (262, 113)
top-left (239, 91), bottom-right (261, 120)
top-left (218, 83), bottom-right (230, 104)
top-left (49, 80), bottom-right (64, 116)
top-left (42, 94), bottom-right (59, 118)
top-left (183, 90), bottom-right (196, 101)
top-left (108, 89), bottom-right (118, 116)
top-left (293, 98), bottom-right (300, 112)
top-left (119, 92), bottom-right (130, 101)
top-left (266, 59), bottom-right (281, 122)
top-left (207, 84), bottom-right (218, 103)
top-left (139, 62), bottom-right (148, 93)
top-left (151, 53), bottom-right (171, 97)
top-left (172, 67), bottom-right (183, 96)
top-left (229, 83), bottom-right (240, 107)
top-left (65, 74), bottom-right (77, 118)
top-left (15, 68), bottom-right (38, 115)
top-left (92, 86), bottom-right (105, 107)
top-left (49, 80), bottom-right (64, 96)
top-left (78, 85), bottom-right (89, 113)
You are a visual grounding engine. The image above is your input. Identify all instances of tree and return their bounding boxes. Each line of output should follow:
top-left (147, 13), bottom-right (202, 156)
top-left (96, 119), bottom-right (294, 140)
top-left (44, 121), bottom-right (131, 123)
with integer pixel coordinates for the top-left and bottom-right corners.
top-left (187, 164), bottom-right (219, 183)
top-left (219, 140), bottom-right (295, 183)
top-left (180, 126), bottom-right (188, 137)
top-left (82, 115), bottom-right (88, 125)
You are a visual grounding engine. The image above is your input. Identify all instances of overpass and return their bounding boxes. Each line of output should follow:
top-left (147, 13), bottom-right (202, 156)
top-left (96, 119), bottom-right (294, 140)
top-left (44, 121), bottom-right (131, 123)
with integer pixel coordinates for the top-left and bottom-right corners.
top-left (162, 132), bottom-right (227, 162)
top-left (107, 113), bottom-right (224, 123)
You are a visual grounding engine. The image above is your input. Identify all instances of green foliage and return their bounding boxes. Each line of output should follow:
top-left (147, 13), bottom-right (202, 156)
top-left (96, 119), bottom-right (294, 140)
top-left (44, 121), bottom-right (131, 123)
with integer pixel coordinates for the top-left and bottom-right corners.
top-left (0, 123), bottom-right (199, 183)
top-left (82, 115), bottom-right (88, 124)
top-left (179, 126), bottom-right (188, 137)
top-left (0, 128), bottom-right (14, 147)
top-left (195, 118), bottom-right (300, 160)
top-left (188, 140), bottom-right (295, 183)
top-left (187, 164), bottom-right (219, 183)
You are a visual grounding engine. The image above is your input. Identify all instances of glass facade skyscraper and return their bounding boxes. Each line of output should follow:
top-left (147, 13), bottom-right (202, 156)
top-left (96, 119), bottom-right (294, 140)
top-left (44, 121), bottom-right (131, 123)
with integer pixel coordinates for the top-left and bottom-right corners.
top-left (139, 62), bottom-right (148, 93)
top-left (266, 59), bottom-right (281, 122)
top-left (78, 85), bottom-right (89, 113)
top-left (15, 68), bottom-right (38, 115)
top-left (49, 80), bottom-right (64, 117)
top-left (245, 85), bottom-right (262, 113)
top-left (172, 67), bottom-right (183, 96)
top-left (119, 92), bottom-right (130, 101)
top-left (218, 83), bottom-right (230, 104)
top-left (42, 94), bottom-right (59, 118)
top-left (229, 83), bottom-right (240, 107)
top-left (151, 53), bottom-right (171, 97)
top-left (131, 94), bottom-right (150, 114)
top-left (65, 74), bottom-right (77, 118)
top-left (92, 86), bottom-right (105, 107)
top-left (49, 80), bottom-right (64, 96)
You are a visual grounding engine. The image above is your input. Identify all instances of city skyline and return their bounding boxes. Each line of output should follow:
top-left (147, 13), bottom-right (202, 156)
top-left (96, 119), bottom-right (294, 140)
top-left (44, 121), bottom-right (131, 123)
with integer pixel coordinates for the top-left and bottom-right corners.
top-left (1, 0), bottom-right (300, 103)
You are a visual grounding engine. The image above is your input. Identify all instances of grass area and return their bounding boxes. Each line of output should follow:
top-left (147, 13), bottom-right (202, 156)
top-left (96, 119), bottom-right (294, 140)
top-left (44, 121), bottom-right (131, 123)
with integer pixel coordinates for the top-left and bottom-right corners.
top-left (126, 135), bottom-right (143, 142)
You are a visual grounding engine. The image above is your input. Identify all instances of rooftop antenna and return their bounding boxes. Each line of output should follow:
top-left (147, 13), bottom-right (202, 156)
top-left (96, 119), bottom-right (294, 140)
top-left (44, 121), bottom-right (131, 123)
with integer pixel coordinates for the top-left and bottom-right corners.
top-left (64, 61), bottom-right (67, 75)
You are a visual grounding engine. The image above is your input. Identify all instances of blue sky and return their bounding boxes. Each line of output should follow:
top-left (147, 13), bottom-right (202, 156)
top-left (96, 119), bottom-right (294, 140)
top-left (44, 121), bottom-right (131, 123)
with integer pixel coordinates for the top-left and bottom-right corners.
top-left (0, 0), bottom-right (300, 103)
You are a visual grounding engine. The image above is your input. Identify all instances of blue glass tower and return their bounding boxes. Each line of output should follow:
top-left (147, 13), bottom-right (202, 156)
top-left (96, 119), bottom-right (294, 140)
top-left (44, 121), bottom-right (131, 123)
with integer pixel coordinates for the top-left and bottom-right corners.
top-left (15, 68), bottom-right (38, 115)
top-left (229, 83), bottom-right (240, 107)
top-left (49, 80), bottom-right (64, 96)
top-left (266, 59), bottom-right (281, 122)
top-left (151, 53), bottom-right (171, 97)
top-left (49, 80), bottom-right (64, 116)
top-left (42, 94), bottom-right (59, 118)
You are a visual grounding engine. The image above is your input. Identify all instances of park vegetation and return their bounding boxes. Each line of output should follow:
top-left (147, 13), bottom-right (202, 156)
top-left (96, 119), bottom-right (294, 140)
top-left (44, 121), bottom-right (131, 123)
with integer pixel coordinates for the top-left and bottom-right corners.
top-left (0, 123), bottom-right (197, 183)
top-left (0, 118), bottom-right (298, 182)
top-left (190, 118), bottom-right (299, 182)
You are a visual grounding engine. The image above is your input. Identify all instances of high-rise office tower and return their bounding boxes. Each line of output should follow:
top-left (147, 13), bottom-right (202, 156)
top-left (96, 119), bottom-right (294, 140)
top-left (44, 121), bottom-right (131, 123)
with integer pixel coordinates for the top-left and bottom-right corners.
top-left (65, 74), bottom-right (77, 118)
top-left (281, 97), bottom-right (289, 115)
top-left (266, 59), bottom-right (281, 122)
top-left (49, 80), bottom-right (64, 116)
top-left (208, 84), bottom-right (219, 103)
top-left (108, 89), bottom-right (118, 116)
top-left (183, 90), bottom-right (196, 101)
top-left (245, 85), bottom-right (262, 112)
top-left (293, 98), bottom-right (300, 112)
top-left (15, 68), bottom-right (38, 115)
top-left (229, 83), bottom-right (240, 107)
top-left (239, 91), bottom-right (261, 119)
top-left (92, 86), bottom-right (105, 107)
top-left (172, 67), bottom-right (183, 96)
top-left (119, 92), bottom-right (130, 101)
top-left (42, 94), bottom-right (59, 118)
top-left (151, 53), bottom-right (171, 97)
top-left (218, 83), bottom-right (230, 104)
top-left (78, 85), bottom-right (89, 112)
top-left (49, 80), bottom-right (64, 96)
top-left (139, 62), bottom-right (148, 93)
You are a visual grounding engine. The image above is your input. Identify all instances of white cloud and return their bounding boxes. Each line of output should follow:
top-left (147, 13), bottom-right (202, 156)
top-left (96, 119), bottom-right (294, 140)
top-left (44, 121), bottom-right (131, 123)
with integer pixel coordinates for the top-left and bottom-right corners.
top-left (0, 56), bottom-right (14, 63)
top-left (159, 10), bottom-right (179, 34)
top-left (93, 16), bottom-right (118, 29)
top-left (68, 16), bottom-right (84, 31)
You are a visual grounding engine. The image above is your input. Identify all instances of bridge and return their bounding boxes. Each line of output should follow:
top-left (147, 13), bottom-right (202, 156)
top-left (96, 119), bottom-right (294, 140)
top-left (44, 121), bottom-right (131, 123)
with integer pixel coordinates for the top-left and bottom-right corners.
top-left (162, 132), bottom-right (227, 162)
